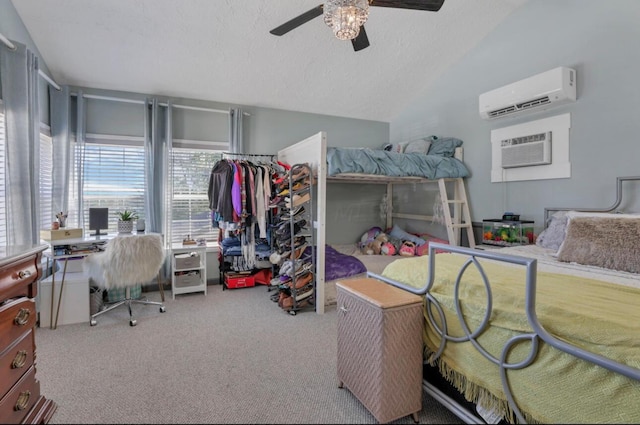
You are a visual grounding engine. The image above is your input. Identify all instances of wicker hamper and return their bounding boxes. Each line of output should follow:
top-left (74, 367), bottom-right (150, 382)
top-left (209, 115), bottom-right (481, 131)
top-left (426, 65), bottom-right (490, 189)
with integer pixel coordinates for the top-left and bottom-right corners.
top-left (336, 278), bottom-right (424, 423)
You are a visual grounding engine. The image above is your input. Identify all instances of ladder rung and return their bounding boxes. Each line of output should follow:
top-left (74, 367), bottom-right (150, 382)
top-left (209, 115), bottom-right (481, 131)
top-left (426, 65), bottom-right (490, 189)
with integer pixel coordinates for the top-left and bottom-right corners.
top-left (449, 223), bottom-right (472, 229)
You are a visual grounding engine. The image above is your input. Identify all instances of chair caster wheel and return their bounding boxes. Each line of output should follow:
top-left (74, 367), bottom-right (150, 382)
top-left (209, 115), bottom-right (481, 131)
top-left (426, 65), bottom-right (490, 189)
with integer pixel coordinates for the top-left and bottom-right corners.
top-left (129, 319), bottom-right (137, 326)
top-left (90, 319), bottom-right (97, 326)
top-left (160, 306), bottom-right (166, 313)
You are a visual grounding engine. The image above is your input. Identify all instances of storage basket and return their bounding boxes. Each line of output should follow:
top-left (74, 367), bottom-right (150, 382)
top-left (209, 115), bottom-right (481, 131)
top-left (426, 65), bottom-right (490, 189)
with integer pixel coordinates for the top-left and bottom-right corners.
top-left (175, 252), bottom-right (201, 269)
top-left (106, 284), bottom-right (142, 302)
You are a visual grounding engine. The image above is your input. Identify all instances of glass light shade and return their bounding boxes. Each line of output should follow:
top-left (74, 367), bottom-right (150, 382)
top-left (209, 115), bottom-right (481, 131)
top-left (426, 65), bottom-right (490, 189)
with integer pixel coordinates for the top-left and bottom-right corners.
top-left (323, 0), bottom-right (369, 41)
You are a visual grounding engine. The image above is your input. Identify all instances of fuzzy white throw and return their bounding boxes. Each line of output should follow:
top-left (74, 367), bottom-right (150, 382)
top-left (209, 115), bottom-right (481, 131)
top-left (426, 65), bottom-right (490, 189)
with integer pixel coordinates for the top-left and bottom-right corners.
top-left (83, 234), bottom-right (165, 290)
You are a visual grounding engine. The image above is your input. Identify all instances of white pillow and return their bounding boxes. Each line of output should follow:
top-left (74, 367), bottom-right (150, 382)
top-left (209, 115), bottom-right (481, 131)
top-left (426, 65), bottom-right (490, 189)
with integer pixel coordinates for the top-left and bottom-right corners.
top-left (535, 210), bottom-right (569, 252)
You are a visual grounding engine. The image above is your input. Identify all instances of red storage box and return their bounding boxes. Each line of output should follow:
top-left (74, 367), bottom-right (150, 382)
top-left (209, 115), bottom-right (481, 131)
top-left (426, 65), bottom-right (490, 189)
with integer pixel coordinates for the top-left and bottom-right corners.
top-left (224, 273), bottom-right (255, 289)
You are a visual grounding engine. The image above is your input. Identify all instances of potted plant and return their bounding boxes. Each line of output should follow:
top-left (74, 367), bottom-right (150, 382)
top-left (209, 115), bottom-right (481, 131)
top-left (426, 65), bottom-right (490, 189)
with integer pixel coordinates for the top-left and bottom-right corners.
top-left (116, 209), bottom-right (138, 234)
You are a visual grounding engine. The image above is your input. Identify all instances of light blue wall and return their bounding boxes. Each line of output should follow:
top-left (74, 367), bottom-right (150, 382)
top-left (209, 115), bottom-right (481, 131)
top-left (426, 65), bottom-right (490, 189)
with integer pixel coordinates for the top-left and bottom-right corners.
top-left (0, 0), bottom-right (51, 121)
top-left (0, 0), bottom-right (390, 245)
top-left (390, 0), bottom-right (640, 234)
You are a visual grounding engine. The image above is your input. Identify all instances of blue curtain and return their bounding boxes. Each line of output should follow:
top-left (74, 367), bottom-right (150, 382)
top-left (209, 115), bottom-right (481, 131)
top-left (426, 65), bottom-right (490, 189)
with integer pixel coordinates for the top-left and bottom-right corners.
top-left (144, 98), bottom-right (168, 236)
top-left (229, 107), bottom-right (244, 153)
top-left (0, 41), bottom-right (41, 245)
top-left (49, 84), bottom-right (71, 216)
top-left (75, 90), bottom-right (87, 229)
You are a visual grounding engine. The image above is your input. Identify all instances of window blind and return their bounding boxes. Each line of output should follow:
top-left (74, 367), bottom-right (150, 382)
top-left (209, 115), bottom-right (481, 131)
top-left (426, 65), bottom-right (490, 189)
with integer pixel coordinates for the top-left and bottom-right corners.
top-left (170, 147), bottom-right (221, 244)
top-left (74, 141), bottom-right (146, 234)
top-left (39, 131), bottom-right (53, 232)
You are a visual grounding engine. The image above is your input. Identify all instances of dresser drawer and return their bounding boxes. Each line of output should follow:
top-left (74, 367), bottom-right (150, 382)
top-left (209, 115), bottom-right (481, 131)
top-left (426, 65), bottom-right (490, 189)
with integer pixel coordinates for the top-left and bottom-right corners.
top-left (0, 330), bottom-right (35, 398)
top-left (0, 256), bottom-right (39, 301)
top-left (0, 365), bottom-right (40, 424)
top-left (0, 298), bottom-right (36, 352)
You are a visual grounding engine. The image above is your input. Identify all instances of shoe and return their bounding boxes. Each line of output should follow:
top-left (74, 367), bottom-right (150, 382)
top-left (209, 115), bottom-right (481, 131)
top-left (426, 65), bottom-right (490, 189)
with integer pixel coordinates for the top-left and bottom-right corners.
top-left (288, 271), bottom-right (313, 290)
top-left (292, 244), bottom-right (308, 260)
top-left (295, 287), bottom-right (314, 302)
top-left (278, 292), bottom-right (288, 308)
top-left (285, 193), bottom-right (311, 209)
top-left (291, 182), bottom-right (308, 192)
top-left (268, 196), bottom-right (285, 208)
top-left (276, 219), bottom-right (307, 241)
top-left (294, 261), bottom-right (313, 276)
top-left (281, 295), bottom-right (293, 310)
top-left (281, 208), bottom-right (305, 222)
top-left (291, 167), bottom-right (309, 182)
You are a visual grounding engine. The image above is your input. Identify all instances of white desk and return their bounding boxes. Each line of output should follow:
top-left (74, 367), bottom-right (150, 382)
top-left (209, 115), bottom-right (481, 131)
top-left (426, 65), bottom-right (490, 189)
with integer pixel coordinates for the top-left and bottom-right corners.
top-left (41, 234), bottom-right (115, 329)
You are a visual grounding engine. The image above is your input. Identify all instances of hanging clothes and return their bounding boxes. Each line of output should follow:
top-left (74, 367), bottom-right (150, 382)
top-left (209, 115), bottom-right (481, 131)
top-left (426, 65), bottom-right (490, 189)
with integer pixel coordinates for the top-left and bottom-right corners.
top-left (208, 154), bottom-right (278, 269)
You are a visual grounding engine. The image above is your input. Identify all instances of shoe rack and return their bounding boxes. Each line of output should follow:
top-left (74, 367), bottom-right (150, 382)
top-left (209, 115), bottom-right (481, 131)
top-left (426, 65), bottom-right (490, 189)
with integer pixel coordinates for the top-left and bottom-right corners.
top-left (269, 163), bottom-right (316, 315)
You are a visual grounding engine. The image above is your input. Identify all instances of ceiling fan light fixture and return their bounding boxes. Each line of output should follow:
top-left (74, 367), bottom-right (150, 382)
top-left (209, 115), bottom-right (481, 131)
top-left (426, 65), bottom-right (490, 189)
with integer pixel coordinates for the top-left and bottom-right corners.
top-left (323, 0), bottom-right (369, 41)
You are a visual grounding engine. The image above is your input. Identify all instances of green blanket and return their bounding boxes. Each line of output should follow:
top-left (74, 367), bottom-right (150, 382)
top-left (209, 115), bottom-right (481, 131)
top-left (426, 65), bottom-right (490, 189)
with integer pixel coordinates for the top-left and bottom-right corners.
top-left (382, 254), bottom-right (640, 424)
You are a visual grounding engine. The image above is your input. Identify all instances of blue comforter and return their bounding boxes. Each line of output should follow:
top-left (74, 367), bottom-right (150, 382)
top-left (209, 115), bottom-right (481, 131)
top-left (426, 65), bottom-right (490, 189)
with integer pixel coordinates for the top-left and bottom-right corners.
top-left (326, 147), bottom-right (469, 178)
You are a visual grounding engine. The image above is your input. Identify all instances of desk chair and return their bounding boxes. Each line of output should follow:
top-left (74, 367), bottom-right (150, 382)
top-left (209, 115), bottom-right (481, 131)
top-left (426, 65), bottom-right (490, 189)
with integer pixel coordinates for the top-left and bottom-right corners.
top-left (83, 233), bottom-right (166, 326)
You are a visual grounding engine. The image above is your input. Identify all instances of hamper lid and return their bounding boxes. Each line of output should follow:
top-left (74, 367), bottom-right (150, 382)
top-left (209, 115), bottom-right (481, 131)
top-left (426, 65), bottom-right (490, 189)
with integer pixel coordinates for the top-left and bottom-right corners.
top-left (336, 278), bottom-right (422, 309)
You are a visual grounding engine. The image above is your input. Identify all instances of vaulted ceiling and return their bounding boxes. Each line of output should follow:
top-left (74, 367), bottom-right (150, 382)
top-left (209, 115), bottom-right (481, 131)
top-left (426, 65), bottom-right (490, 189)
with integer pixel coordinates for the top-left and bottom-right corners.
top-left (12, 0), bottom-right (528, 122)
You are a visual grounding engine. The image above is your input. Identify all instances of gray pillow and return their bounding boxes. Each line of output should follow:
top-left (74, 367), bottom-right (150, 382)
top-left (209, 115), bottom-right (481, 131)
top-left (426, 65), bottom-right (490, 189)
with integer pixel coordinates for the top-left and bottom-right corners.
top-left (535, 211), bottom-right (569, 251)
top-left (426, 136), bottom-right (464, 157)
top-left (403, 138), bottom-right (432, 154)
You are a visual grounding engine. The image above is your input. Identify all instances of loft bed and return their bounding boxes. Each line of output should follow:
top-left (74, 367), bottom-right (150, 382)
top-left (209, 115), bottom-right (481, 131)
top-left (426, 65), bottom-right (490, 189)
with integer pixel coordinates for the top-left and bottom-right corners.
top-left (276, 131), bottom-right (476, 312)
top-left (368, 176), bottom-right (640, 424)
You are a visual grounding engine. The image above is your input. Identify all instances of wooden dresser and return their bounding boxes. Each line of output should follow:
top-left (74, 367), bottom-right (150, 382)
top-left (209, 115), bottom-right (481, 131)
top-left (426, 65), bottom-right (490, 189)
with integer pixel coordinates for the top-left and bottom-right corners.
top-left (0, 244), bottom-right (57, 424)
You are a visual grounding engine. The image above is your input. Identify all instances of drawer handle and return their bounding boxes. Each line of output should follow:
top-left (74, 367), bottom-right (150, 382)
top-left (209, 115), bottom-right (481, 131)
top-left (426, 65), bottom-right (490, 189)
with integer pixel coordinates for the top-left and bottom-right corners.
top-left (14, 390), bottom-right (31, 411)
top-left (14, 308), bottom-right (31, 326)
top-left (17, 270), bottom-right (32, 279)
top-left (11, 350), bottom-right (28, 369)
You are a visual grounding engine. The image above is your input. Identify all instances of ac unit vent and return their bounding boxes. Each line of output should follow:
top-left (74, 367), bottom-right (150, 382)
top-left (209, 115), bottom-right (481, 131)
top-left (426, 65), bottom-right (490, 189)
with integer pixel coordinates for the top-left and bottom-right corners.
top-left (488, 106), bottom-right (518, 118)
top-left (501, 132), bottom-right (552, 169)
top-left (517, 96), bottom-right (551, 110)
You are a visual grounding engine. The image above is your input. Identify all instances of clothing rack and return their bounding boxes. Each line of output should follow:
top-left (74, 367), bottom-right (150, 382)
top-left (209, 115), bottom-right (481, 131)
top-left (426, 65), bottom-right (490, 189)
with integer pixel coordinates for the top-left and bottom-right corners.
top-left (222, 152), bottom-right (275, 159)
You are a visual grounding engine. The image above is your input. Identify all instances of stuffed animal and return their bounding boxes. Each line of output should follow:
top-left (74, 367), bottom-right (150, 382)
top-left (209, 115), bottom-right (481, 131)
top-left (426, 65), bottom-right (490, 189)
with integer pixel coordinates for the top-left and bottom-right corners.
top-left (361, 232), bottom-right (388, 255)
top-left (380, 241), bottom-right (396, 256)
top-left (359, 226), bottom-right (383, 255)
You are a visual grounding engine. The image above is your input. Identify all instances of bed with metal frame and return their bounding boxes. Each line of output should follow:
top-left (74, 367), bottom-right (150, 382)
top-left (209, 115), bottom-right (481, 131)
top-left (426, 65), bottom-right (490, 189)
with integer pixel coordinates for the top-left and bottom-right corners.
top-left (367, 176), bottom-right (640, 424)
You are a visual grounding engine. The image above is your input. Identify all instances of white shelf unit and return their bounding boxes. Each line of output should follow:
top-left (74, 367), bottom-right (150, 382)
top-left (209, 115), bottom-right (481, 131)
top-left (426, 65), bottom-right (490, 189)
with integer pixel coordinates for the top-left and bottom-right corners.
top-left (171, 245), bottom-right (207, 299)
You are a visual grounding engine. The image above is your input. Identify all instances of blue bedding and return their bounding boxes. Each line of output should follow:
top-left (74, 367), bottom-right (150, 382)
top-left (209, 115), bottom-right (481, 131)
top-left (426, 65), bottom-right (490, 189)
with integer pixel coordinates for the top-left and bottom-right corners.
top-left (326, 147), bottom-right (469, 178)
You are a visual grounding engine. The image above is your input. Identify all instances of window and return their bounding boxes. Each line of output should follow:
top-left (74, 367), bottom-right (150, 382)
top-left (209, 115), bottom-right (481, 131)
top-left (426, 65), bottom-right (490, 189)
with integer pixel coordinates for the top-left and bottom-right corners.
top-left (69, 136), bottom-right (146, 234)
top-left (0, 108), bottom-right (53, 247)
top-left (170, 146), bottom-right (221, 244)
top-left (39, 129), bottom-right (53, 233)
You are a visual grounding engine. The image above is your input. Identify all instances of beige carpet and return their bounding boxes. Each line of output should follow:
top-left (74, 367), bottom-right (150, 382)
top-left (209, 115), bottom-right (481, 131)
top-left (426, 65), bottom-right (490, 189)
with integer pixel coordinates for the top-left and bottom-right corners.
top-left (34, 283), bottom-right (464, 424)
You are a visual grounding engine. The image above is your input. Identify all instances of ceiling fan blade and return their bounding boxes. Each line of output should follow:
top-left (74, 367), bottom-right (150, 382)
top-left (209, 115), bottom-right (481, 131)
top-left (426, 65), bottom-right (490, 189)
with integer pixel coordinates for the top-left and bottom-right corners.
top-left (270, 4), bottom-right (324, 36)
top-left (351, 26), bottom-right (370, 52)
top-left (369, 0), bottom-right (445, 12)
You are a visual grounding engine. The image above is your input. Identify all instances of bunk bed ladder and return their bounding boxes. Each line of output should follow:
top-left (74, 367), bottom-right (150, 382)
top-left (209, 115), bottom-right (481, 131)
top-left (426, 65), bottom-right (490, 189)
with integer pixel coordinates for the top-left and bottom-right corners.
top-left (438, 178), bottom-right (475, 248)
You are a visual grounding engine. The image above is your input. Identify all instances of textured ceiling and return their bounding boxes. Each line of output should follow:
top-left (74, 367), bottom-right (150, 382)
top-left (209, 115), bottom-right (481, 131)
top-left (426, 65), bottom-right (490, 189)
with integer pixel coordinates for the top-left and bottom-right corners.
top-left (12, 0), bottom-right (527, 122)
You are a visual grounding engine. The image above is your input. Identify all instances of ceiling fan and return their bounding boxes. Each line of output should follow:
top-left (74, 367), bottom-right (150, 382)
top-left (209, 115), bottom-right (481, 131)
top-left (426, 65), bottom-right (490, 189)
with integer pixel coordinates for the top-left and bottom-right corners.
top-left (270, 0), bottom-right (446, 52)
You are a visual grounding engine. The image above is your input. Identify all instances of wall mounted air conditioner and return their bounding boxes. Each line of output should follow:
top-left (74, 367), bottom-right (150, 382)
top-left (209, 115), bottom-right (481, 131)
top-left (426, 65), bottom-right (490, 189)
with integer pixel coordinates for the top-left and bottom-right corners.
top-left (501, 131), bottom-right (552, 169)
top-left (479, 67), bottom-right (576, 120)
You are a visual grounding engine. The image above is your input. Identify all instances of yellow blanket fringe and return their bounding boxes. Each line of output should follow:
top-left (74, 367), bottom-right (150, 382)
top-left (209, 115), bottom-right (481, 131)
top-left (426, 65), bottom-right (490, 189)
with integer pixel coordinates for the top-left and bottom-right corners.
top-left (426, 347), bottom-right (540, 424)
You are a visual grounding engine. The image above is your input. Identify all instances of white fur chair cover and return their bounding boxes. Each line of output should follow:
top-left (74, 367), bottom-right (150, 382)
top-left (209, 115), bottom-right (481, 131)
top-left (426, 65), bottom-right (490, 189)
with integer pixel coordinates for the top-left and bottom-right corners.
top-left (83, 233), bottom-right (165, 290)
